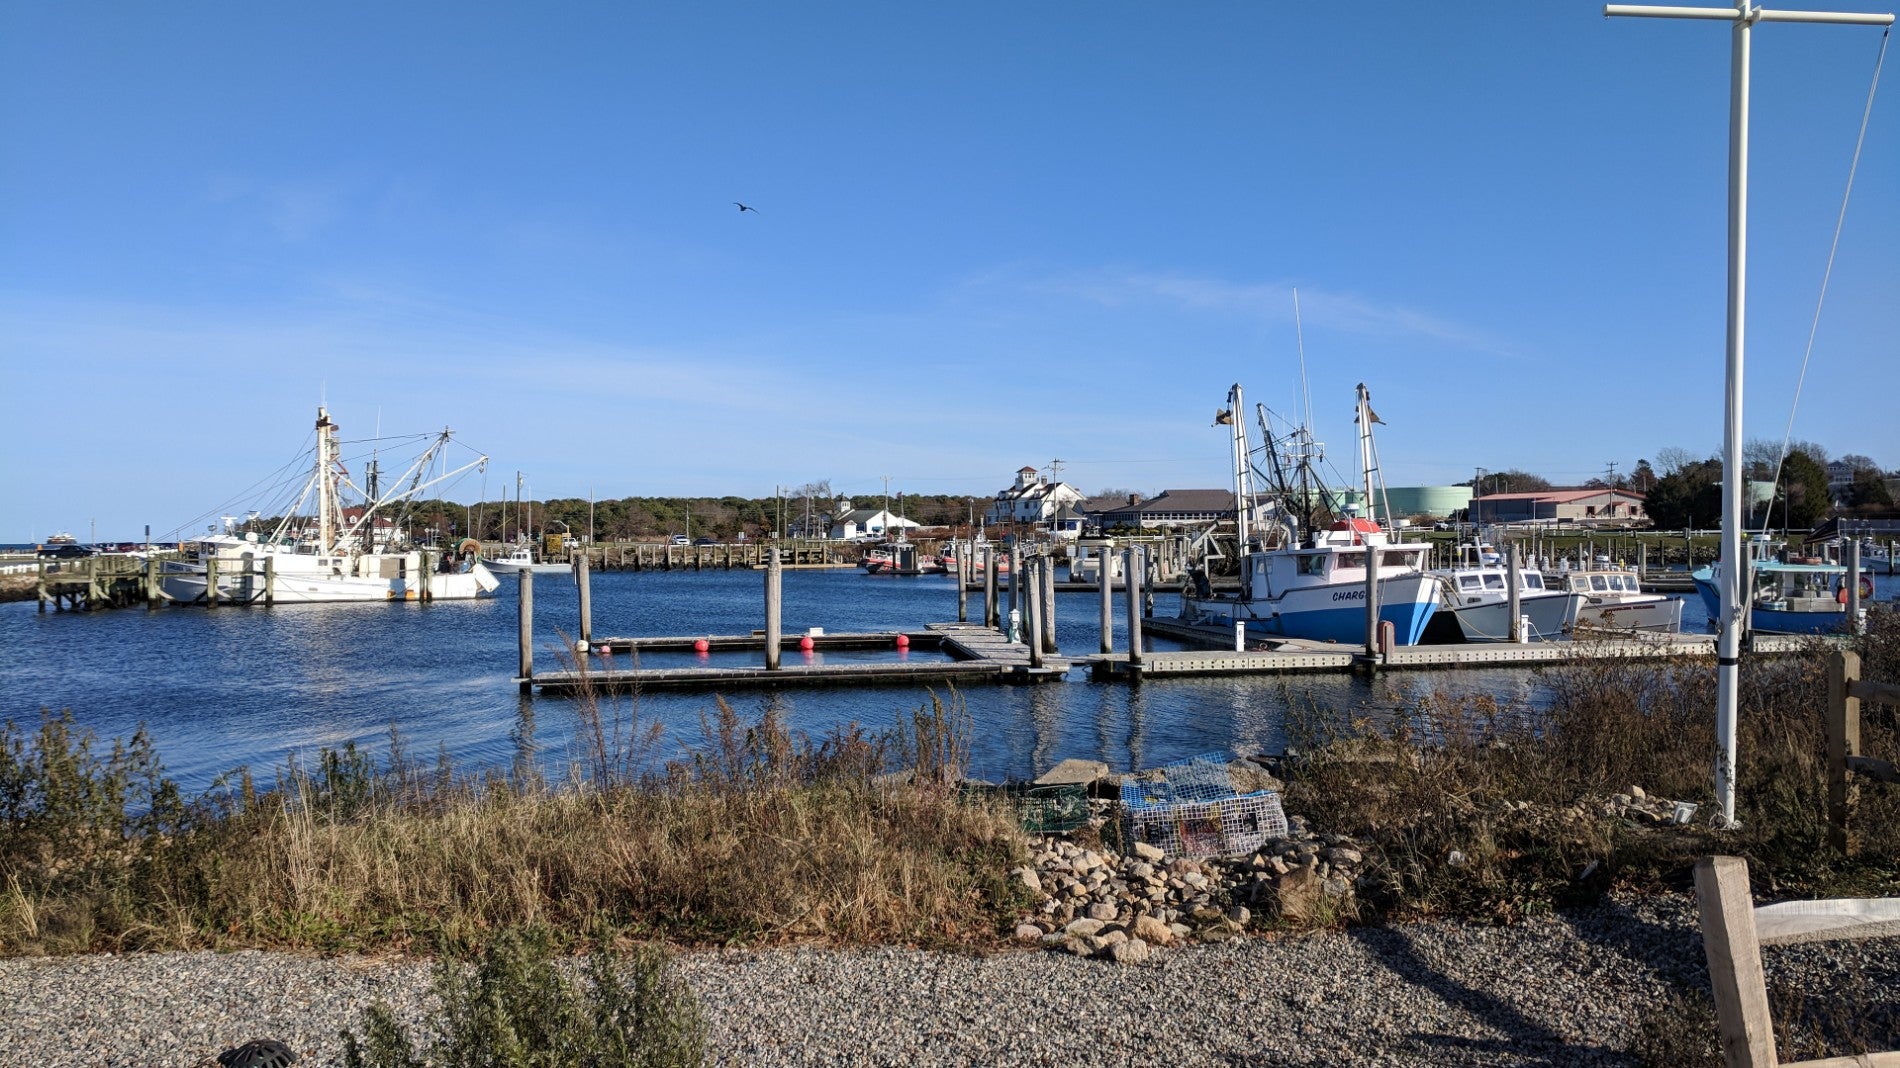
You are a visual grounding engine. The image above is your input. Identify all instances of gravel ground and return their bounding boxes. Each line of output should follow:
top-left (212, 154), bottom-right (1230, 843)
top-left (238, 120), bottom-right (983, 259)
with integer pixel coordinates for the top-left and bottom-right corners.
top-left (2, 893), bottom-right (1895, 1068)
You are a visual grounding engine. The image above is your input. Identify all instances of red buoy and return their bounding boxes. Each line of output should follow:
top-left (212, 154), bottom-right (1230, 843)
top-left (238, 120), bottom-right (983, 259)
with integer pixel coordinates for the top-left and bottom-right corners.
top-left (800, 635), bottom-right (815, 651)
top-left (693, 638), bottom-right (709, 653)
top-left (895, 634), bottom-right (910, 649)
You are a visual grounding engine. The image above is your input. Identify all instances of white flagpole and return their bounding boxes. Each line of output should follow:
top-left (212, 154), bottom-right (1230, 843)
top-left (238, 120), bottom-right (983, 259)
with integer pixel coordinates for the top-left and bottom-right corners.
top-left (1605, 3), bottom-right (1893, 827)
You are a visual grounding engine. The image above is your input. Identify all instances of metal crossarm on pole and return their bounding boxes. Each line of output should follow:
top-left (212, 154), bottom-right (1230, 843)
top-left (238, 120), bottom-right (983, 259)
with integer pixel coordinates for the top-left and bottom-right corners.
top-left (1604, 2), bottom-right (1894, 829)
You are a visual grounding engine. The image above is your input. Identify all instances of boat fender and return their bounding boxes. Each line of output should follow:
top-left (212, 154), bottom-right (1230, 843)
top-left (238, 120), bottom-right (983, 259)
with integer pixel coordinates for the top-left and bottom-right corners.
top-left (1863, 574), bottom-right (1877, 600)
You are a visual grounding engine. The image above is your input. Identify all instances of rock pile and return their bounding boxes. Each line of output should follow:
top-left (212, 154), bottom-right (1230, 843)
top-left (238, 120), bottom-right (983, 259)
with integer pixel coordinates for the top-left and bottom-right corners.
top-left (1600, 784), bottom-right (1699, 826)
top-left (1010, 814), bottom-right (1370, 963)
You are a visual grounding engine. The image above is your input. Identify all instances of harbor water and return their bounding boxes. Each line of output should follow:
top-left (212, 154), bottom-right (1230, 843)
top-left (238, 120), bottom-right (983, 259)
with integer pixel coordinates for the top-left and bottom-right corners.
top-left (1, 566), bottom-right (1884, 795)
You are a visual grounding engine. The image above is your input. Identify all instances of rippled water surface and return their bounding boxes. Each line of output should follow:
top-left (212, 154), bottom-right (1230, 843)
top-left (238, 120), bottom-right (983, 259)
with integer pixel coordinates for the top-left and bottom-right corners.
top-left (3, 566), bottom-right (1886, 793)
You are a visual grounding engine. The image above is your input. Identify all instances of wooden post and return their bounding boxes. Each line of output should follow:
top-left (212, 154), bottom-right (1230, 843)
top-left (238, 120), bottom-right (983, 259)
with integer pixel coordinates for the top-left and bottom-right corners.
top-left (206, 556), bottom-right (220, 608)
top-left (1364, 539), bottom-right (1381, 656)
top-left (36, 560), bottom-right (47, 613)
top-left (576, 550), bottom-right (592, 645)
top-left (1846, 540), bottom-right (1863, 634)
top-left (1024, 557), bottom-right (1044, 667)
top-left (1638, 541), bottom-right (1647, 584)
top-left (517, 569), bottom-right (534, 693)
top-left (765, 547), bottom-right (782, 670)
top-left (1041, 548), bottom-right (1057, 653)
top-left (1508, 545), bottom-right (1524, 643)
top-left (144, 554), bottom-right (159, 609)
top-left (1829, 650), bottom-right (1862, 855)
top-left (264, 556), bottom-right (276, 606)
top-left (1694, 856), bottom-right (1779, 1068)
top-left (419, 550), bottom-right (433, 603)
top-left (1099, 542), bottom-right (1114, 654)
top-left (1008, 545), bottom-right (1022, 638)
top-left (1124, 547), bottom-right (1144, 668)
top-left (956, 539), bottom-right (968, 623)
top-left (985, 545), bottom-right (999, 628)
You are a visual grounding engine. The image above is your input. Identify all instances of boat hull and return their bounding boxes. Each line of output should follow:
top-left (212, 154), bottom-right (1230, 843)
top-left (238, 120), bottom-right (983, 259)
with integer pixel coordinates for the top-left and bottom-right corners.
top-left (1442, 591), bottom-right (1582, 643)
top-left (1692, 568), bottom-right (1851, 635)
top-left (162, 558), bottom-right (499, 603)
top-left (484, 559), bottom-right (572, 575)
top-left (1182, 572), bottom-right (1440, 646)
top-left (1571, 595), bottom-right (1684, 634)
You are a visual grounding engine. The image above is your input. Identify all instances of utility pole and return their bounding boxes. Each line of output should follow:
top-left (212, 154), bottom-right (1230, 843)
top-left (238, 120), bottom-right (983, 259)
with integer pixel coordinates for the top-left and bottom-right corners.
top-left (1607, 0), bottom-right (1893, 828)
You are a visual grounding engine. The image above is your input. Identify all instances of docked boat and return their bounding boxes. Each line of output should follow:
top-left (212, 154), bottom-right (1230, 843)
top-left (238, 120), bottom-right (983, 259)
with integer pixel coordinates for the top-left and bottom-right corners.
top-left (44, 531), bottom-right (77, 546)
top-left (1563, 568), bottom-right (1684, 634)
top-left (1179, 383), bottom-right (1439, 646)
top-left (1432, 563), bottom-right (1584, 642)
top-left (161, 407), bottom-right (499, 604)
top-left (482, 543), bottom-right (572, 575)
top-left (1693, 553), bottom-right (1871, 635)
top-left (864, 540), bottom-right (942, 575)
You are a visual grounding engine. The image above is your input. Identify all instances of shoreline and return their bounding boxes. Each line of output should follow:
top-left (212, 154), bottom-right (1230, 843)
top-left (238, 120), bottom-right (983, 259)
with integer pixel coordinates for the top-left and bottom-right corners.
top-left (3, 893), bottom-right (1895, 1067)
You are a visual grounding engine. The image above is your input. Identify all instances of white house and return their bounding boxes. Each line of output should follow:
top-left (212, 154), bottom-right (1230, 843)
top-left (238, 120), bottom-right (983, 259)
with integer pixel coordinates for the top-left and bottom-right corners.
top-left (986, 466), bottom-right (1085, 527)
top-left (828, 503), bottom-right (921, 540)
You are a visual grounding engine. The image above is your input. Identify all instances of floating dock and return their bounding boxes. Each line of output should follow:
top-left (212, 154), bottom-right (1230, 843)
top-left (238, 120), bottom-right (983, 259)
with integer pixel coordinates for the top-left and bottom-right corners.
top-left (523, 624), bottom-right (1074, 694)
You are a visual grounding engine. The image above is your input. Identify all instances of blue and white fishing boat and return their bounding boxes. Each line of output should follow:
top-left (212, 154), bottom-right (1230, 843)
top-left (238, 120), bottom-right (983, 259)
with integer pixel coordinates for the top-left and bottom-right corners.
top-left (1179, 383), bottom-right (1438, 645)
top-left (1692, 537), bottom-right (1871, 635)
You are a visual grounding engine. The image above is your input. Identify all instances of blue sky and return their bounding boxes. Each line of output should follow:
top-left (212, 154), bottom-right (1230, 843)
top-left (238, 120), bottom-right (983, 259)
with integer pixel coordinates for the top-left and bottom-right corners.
top-left (3, 2), bottom-right (1895, 541)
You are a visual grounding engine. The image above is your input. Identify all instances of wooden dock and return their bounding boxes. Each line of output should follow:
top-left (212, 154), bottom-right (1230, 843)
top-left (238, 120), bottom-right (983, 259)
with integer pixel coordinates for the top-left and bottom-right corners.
top-left (1086, 614), bottom-right (1821, 679)
top-left (522, 623), bottom-right (1073, 694)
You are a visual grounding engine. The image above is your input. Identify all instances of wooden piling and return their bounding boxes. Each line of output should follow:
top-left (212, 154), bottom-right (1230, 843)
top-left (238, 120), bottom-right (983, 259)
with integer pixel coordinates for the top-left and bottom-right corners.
top-left (1008, 545), bottom-right (1022, 638)
top-left (1508, 546), bottom-right (1524, 642)
top-left (517, 569), bottom-right (534, 693)
top-left (1124, 547), bottom-right (1144, 668)
top-left (1364, 538), bottom-right (1380, 657)
top-left (1024, 558), bottom-right (1044, 667)
top-left (765, 547), bottom-right (782, 670)
top-left (984, 545), bottom-right (999, 628)
top-left (206, 556), bottom-right (220, 608)
top-left (1040, 549), bottom-right (1057, 653)
top-left (1098, 543), bottom-right (1113, 654)
top-left (956, 539), bottom-right (968, 623)
top-left (577, 550), bottom-right (592, 645)
top-left (1847, 540), bottom-right (1863, 634)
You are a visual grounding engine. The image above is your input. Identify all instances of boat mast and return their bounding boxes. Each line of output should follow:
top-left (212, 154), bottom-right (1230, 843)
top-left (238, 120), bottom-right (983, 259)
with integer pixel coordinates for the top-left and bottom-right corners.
top-left (1225, 384), bottom-right (1253, 552)
top-left (1355, 384), bottom-right (1376, 529)
top-left (316, 407), bottom-right (337, 555)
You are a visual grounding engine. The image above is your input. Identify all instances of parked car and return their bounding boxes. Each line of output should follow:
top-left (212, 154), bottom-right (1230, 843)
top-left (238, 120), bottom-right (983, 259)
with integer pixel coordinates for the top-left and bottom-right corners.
top-left (669, 534), bottom-right (689, 545)
top-left (37, 543), bottom-right (94, 559)
top-left (694, 537), bottom-right (717, 546)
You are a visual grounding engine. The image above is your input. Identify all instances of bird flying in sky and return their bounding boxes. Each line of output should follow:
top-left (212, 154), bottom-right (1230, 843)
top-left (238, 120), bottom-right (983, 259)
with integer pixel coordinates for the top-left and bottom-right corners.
top-left (733, 202), bottom-right (759, 214)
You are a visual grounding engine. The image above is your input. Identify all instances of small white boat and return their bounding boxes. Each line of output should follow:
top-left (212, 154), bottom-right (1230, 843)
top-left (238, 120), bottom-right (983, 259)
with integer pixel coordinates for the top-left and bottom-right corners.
top-left (1433, 565), bottom-right (1583, 642)
top-left (482, 544), bottom-right (572, 575)
top-left (1563, 569), bottom-right (1684, 634)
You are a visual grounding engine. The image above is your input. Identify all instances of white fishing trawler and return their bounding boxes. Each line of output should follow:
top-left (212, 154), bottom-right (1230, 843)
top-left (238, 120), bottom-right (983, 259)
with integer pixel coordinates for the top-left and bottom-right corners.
top-left (162, 407), bottom-right (499, 603)
top-left (1179, 383), bottom-right (1439, 646)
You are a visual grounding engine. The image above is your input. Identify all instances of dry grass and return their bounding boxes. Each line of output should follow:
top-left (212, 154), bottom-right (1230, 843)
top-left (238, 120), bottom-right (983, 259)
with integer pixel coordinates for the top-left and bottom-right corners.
top-left (1284, 606), bottom-right (1900, 920)
top-left (0, 687), bottom-right (1030, 956)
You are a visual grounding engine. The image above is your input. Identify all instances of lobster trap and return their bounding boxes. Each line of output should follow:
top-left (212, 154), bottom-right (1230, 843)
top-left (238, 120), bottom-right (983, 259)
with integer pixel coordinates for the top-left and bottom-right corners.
top-left (962, 781), bottom-right (1089, 835)
top-left (1121, 752), bottom-right (1287, 858)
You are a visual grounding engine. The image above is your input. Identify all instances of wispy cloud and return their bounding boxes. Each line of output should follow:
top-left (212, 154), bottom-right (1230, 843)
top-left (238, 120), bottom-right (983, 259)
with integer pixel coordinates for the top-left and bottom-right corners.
top-left (206, 173), bottom-right (357, 242)
top-left (971, 265), bottom-right (1515, 355)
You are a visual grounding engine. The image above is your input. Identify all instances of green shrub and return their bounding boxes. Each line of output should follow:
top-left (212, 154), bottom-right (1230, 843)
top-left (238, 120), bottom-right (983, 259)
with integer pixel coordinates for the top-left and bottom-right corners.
top-left (342, 927), bottom-right (706, 1068)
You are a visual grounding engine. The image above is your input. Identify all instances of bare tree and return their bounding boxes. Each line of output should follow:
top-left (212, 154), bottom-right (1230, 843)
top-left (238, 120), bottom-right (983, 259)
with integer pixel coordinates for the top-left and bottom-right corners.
top-left (1653, 446), bottom-right (1703, 477)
